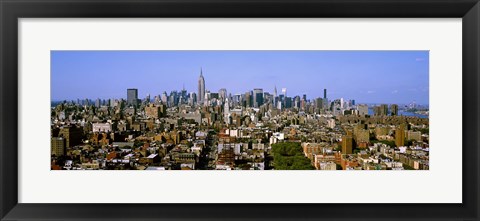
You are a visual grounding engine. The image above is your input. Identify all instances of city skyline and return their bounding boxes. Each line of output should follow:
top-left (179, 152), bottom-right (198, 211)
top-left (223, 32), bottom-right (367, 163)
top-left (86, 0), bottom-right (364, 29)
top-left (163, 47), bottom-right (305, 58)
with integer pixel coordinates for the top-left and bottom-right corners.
top-left (51, 50), bottom-right (429, 105)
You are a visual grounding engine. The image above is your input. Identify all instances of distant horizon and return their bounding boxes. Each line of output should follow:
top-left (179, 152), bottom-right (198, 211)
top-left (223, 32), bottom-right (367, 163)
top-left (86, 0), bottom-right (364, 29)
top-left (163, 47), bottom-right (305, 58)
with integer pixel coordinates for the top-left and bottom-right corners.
top-left (51, 50), bottom-right (429, 105)
top-left (50, 98), bottom-right (428, 107)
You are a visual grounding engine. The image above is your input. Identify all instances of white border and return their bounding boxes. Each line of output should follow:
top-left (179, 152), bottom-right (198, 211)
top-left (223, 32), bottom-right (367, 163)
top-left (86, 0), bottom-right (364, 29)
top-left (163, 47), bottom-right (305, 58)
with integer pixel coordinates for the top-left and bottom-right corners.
top-left (19, 18), bottom-right (462, 203)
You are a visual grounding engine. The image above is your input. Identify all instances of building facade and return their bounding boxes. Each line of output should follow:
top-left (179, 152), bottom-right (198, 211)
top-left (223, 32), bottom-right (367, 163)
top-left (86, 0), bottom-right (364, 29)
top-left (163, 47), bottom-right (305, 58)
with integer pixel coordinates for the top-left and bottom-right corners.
top-left (127, 88), bottom-right (138, 106)
top-left (198, 69), bottom-right (205, 104)
top-left (51, 137), bottom-right (66, 156)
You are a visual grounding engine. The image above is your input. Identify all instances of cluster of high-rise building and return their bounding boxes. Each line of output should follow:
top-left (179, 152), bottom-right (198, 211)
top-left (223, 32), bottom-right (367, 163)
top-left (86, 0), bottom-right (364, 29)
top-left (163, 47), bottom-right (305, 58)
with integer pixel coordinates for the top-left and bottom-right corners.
top-left (50, 69), bottom-right (429, 170)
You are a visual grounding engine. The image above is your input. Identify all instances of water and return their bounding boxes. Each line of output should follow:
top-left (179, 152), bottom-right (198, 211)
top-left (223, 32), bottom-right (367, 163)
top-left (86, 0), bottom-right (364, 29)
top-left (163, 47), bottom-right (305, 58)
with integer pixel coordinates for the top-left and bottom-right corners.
top-left (368, 108), bottom-right (428, 119)
top-left (397, 110), bottom-right (428, 118)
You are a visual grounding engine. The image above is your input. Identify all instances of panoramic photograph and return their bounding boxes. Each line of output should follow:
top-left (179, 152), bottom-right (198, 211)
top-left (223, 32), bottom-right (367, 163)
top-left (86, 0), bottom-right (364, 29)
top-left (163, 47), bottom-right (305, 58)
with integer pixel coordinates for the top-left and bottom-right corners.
top-left (50, 51), bottom-right (429, 170)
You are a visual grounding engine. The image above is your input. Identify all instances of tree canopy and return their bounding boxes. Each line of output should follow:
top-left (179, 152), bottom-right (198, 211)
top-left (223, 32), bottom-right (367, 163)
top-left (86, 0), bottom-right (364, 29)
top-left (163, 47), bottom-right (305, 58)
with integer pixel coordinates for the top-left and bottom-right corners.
top-left (271, 142), bottom-right (315, 170)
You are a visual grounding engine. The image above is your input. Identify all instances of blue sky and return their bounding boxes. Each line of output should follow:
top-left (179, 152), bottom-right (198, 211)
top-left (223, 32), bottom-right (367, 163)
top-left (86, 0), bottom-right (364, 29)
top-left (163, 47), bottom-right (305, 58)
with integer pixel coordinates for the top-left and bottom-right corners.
top-left (51, 50), bottom-right (429, 105)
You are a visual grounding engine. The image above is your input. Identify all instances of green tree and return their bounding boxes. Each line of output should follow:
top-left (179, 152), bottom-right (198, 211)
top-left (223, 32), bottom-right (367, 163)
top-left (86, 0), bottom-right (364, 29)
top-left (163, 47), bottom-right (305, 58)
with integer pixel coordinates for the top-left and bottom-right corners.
top-left (271, 142), bottom-right (315, 170)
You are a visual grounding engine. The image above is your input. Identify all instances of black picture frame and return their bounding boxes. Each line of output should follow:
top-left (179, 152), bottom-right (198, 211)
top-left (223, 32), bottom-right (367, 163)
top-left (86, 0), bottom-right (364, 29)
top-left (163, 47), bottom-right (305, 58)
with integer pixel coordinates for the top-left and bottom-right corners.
top-left (1, 0), bottom-right (479, 220)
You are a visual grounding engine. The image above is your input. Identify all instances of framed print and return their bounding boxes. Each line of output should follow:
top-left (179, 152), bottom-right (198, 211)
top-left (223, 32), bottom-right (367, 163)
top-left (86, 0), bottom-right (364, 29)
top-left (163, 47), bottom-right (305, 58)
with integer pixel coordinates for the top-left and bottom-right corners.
top-left (1, 0), bottom-right (479, 220)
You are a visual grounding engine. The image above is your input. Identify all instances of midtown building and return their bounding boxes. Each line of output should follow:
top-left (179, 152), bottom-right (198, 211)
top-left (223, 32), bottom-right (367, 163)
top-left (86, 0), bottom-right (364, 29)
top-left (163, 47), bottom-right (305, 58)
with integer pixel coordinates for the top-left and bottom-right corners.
top-left (127, 88), bottom-right (138, 106)
top-left (253, 88), bottom-right (264, 108)
top-left (198, 69), bottom-right (205, 104)
top-left (273, 86), bottom-right (277, 104)
top-left (218, 88), bottom-right (227, 102)
top-left (315, 98), bottom-right (323, 112)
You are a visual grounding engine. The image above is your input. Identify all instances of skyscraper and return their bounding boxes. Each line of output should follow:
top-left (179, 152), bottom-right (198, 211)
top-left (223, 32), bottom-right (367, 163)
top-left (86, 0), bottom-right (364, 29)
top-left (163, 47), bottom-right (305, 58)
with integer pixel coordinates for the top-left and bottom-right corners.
top-left (198, 69), bottom-right (205, 104)
top-left (273, 85), bottom-right (278, 105)
top-left (315, 97), bottom-right (323, 111)
top-left (189, 92), bottom-right (197, 105)
top-left (161, 91), bottom-right (168, 104)
top-left (224, 98), bottom-right (230, 124)
top-left (294, 96), bottom-right (301, 108)
top-left (374, 104), bottom-right (389, 116)
top-left (219, 88), bottom-right (227, 102)
top-left (390, 104), bottom-right (399, 116)
top-left (281, 88), bottom-right (287, 107)
top-left (324, 88), bottom-right (327, 99)
top-left (253, 88), bottom-right (264, 108)
top-left (244, 92), bottom-right (251, 107)
top-left (381, 104), bottom-right (389, 116)
top-left (285, 97), bottom-right (292, 108)
top-left (95, 98), bottom-right (101, 108)
top-left (127, 88), bottom-right (138, 106)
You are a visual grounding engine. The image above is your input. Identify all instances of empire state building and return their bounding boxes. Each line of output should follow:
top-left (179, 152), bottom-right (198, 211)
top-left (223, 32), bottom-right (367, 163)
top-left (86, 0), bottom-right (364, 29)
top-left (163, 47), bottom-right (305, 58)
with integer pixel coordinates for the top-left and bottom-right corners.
top-left (198, 69), bottom-right (205, 104)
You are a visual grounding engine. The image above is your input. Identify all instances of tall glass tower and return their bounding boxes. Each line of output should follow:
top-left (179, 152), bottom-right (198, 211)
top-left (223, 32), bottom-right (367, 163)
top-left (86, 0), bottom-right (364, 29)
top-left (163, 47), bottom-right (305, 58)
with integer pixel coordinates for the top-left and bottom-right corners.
top-left (127, 88), bottom-right (138, 106)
